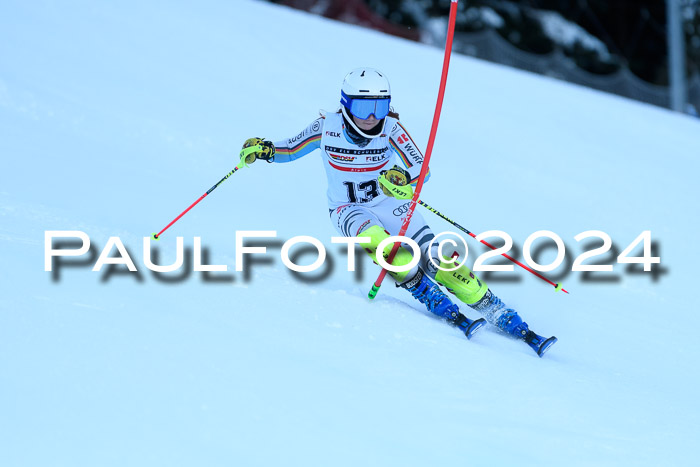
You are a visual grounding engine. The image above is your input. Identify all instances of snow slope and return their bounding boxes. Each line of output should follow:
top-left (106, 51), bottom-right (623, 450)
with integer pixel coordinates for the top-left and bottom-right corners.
top-left (1, 1), bottom-right (699, 466)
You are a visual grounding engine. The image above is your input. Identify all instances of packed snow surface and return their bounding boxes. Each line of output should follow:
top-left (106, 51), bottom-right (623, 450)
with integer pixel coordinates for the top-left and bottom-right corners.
top-left (1, 1), bottom-right (699, 466)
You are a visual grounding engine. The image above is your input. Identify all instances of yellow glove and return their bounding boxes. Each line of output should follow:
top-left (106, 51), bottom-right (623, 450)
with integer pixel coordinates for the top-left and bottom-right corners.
top-left (378, 166), bottom-right (414, 200)
top-left (238, 137), bottom-right (276, 168)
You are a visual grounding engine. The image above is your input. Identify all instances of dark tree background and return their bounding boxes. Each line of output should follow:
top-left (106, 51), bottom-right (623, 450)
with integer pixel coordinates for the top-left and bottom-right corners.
top-left (363, 0), bottom-right (700, 85)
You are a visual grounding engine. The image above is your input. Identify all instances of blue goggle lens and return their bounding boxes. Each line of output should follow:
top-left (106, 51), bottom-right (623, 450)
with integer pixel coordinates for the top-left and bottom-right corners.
top-left (342, 94), bottom-right (391, 120)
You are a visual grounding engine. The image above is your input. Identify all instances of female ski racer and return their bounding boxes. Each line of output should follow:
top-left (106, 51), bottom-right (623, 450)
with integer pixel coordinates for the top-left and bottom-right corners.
top-left (239, 68), bottom-right (556, 356)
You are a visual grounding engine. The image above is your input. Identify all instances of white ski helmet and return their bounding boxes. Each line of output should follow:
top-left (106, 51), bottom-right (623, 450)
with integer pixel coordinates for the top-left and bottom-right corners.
top-left (340, 68), bottom-right (391, 138)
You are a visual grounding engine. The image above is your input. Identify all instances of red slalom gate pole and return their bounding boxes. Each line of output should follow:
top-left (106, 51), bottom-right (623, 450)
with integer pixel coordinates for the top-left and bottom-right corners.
top-left (417, 200), bottom-right (569, 294)
top-left (368, 0), bottom-right (459, 299)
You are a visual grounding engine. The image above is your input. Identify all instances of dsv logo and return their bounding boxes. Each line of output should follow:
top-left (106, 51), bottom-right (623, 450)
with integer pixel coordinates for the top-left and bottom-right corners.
top-left (393, 202), bottom-right (411, 216)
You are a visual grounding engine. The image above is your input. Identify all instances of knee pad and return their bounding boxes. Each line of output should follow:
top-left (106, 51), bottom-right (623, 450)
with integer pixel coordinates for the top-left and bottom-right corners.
top-left (357, 225), bottom-right (417, 283)
top-left (435, 261), bottom-right (488, 305)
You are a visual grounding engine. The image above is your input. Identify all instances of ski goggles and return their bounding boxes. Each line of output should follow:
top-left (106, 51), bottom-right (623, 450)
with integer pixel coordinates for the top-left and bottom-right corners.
top-left (341, 91), bottom-right (391, 120)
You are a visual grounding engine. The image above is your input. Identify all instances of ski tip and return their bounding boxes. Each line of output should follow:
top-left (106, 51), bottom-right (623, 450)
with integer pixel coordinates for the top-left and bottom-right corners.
top-left (537, 336), bottom-right (558, 357)
top-left (368, 284), bottom-right (380, 300)
top-left (151, 233), bottom-right (160, 241)
top-left (465, 318), bottom-right (486, 340)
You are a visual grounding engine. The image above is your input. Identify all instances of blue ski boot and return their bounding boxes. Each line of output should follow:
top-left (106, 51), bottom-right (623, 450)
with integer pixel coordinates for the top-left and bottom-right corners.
top-left (402, 270), bottom-right (486, 339)
top-left (498, 310), bottom-right (557, 357)
top-left (524, 330), bottom-right (558, 357)
top-left (472, 290), bottom-right (557, 357)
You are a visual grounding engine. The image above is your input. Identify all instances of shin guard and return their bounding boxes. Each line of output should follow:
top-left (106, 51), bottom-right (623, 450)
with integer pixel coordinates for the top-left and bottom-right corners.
top-left (357, 225), bottom-right (418, 283)
top-left (434, 262), bottom-right (489, 306)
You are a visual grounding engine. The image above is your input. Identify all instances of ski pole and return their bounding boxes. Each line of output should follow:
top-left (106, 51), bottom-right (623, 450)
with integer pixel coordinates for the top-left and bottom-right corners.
top-left (368, 0), bottom-right (460, 300)
top-left (151, 145), bottom-right (261, 240)
top-left (418, 200), bottom-right (569, 294)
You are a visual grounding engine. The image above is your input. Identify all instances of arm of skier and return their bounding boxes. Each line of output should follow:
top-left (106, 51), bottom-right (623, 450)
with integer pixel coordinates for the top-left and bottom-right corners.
top-left (272, 117), bottom-right (324, 163)
top-left (239, 118), bottom-right (324, 166)
top-left (388, 121), bottom-right (430, 186)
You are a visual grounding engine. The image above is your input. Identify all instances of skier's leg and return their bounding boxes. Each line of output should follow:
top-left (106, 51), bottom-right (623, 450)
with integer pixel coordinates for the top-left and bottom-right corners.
top-left (346, 199), bottom-right (555, 353)
top-left (368, 198), bottom-right (441, 277)
top-left (434, 260), bottom-right (528, 336)
top-left (330, 202), bottom-right (419, 283)
top-left (356, 224), bottom-right (418, 284)
top-left (357, 225), bottom-right (485, 338)
top-left (435, 258), bottom-right (557, 355)
top-left (332, 201), bottom-right (484, 337)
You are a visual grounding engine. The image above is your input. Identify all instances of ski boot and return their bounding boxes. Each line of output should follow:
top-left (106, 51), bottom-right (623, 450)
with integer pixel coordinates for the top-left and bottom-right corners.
top-left (452, 313), bottom-right (486, 340)
top-left (497, 309), bottom-right (557, 357)
top-left (403, 270), bottom-right (486, 339)
top-left (524, 330), bottom-right (558, 358)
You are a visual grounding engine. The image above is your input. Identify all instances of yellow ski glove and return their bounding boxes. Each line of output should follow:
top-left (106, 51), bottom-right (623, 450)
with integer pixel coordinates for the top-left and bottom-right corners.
top-left (378, 166), bottom-right (414, 200)
top-left (238, 137), bottom-right (276, 168)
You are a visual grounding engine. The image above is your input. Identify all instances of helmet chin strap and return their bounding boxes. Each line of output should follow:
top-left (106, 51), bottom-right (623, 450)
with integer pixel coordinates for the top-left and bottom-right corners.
top-left (341, 106), bottom-right (386, 139)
